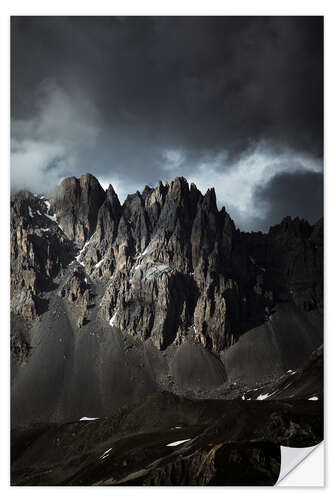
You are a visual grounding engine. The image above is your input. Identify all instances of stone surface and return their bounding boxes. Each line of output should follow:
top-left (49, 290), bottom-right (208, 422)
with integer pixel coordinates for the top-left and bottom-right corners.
top-left (10, 175), bottom-right (324, 486)
top-left (53, 173), bottom-right (106, 244)
top-left (10, 190), bottom-right (75, 321)
top-left (10, 175), bottom-right (323, 426)
top-left (11, 175), bottom-right (323, 352)
top-left (11, 394), bottom-right (323, 486)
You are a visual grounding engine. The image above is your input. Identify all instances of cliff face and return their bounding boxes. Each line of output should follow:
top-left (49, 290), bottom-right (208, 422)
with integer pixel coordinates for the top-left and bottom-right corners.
top-left (10, 174), bottom-right (323, 426)
top-left (11, 174), bottom-right (323, 352)
top-left (10, 190), bottom-right (75, 321)
top-left (52, 173), bottom-right (106, 244)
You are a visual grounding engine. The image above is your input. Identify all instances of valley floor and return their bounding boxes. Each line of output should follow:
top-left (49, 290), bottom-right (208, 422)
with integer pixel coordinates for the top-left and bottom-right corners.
top-left (11, 392), bottom-right (323, 486)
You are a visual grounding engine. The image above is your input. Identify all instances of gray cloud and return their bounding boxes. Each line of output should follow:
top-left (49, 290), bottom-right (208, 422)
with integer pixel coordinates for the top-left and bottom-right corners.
top-left (11, 16), bottom-right (323, 230)
top-left (11, 80), bottom-right (101, 192)
top-left (253, 170), bottom-right (323, 230)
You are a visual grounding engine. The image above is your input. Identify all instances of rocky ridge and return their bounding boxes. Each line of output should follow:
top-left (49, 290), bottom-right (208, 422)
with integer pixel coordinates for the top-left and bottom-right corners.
top-left (11, 174), bottom-right (323, 355)
top-left (10, 173), bottom-right (324, 484)
top-left (10, 190), bottom-right (75, 321)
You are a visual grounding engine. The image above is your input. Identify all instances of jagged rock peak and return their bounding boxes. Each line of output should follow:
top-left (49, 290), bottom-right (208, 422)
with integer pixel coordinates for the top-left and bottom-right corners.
top-left (57, 173), bottom-right (105, 208)
top-left (104, 184), bottom-right (121, 209)
top-left (10, 175), bottom-right (323, 358)
top-left (54, 173), bottom-right (106, 244)
top-left (202, 187), bottom-right (217, 212)
top-left (79, 172), bottom-right (104, 190)
top-left (269, 215), bottom-right (312, 239)
top-left (168, 176), bottom-right (190, 196)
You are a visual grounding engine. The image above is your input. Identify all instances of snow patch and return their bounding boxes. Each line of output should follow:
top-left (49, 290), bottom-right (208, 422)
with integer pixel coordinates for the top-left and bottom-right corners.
top-left (80, 417), bottom-right (99, 421)
top-left (141, 245), bottom-right (151, 257)
top-left (135, 243), bottom-right (152, 260)
top-left (28, 206), bottom-right (34, 218)
top-left (40, 228), bottom-right (50, 232)
top-left (308, 396), bottom-right (319, 401)
top-left (75, 240), bottom-right (90, 264)
top-left (45, 212), bottom-right (57, 223)
top-left (109, 311), bottom-right (117, 327)
top-left (256, 393), bottom-right (270, 400)
top-left (42, 199), bottom-right (61, 226)
top-left (95, 258), bottom-right (104, 269)
top-left (145, 264), bottom-right (173, 281)
top-left (100, 447), bottom-right (113, 460)
top-left (166, 439), bottom-right (191, 447)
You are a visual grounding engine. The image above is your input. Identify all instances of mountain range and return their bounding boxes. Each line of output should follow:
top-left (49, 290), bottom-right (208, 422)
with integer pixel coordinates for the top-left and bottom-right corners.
top-left (10, 174), bottom-right (323, 485)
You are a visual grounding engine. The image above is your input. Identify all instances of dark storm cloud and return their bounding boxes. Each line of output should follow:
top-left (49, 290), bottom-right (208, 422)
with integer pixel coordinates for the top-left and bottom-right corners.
top-left (254, 170), bottom-right (323, 229)
top-left (10, 16), bottom-right (323, 230)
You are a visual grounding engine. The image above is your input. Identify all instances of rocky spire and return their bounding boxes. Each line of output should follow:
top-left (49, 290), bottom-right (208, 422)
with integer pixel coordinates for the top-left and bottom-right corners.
top-left (10, 174), bottom-right (323, 353)
top-left (53, 173), bottom-right (106, 244)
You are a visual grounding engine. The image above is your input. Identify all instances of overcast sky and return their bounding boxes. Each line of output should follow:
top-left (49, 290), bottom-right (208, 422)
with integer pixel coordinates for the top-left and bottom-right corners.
top-left (11, 16), bottom-right (323, 231)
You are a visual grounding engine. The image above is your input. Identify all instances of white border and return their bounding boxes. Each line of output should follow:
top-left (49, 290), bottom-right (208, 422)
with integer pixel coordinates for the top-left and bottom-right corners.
top-left (1, 1), bottom-right (331, 498)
